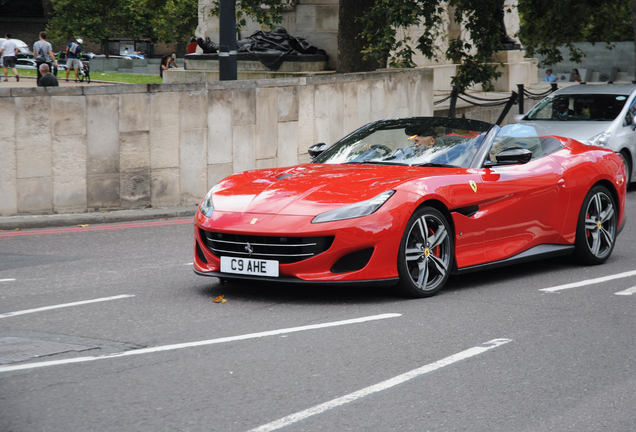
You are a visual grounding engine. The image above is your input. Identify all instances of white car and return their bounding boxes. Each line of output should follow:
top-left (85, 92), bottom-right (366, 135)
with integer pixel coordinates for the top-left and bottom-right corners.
top-left (0, 58), bottom-right (66, 72)
top-left (515, 84), bottom-right (636, 183)
top-left (0, 38), bottom-right (32, 57)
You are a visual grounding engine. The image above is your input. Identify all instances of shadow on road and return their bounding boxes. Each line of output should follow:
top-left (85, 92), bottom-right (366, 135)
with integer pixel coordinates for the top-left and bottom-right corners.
top-left (194, 255), bottom-right (577, 304)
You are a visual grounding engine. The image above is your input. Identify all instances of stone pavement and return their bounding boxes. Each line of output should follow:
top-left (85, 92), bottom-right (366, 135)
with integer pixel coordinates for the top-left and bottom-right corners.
top-left (0, 206), bottom-right (197, 231)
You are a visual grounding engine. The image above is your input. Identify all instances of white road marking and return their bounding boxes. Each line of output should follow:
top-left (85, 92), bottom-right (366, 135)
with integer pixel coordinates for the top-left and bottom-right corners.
top-left (248, 338), bottom-right (512, 432)
top-left (185, 262), bottom-right (193, 266)
top-left (0, 295), bottom-right (135, 319)
top-left (0, 313), bottom-right (401, 373)
top-left (615, 286), bottom-right (636, 296)
top-left (0, 279), bottom-right (16, 283)
top-left (539, 269), bottom-right (636, 293)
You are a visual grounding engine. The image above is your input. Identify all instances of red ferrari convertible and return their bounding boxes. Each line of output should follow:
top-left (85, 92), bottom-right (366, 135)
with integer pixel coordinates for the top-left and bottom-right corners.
top-left (194, 117), bottom-right (626, 297)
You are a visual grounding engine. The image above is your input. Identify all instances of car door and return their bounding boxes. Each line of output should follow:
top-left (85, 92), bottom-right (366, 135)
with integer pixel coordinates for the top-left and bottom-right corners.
top-left (615, 92), bottom-right (636, 180)
top-left (476, 126), bottom-right (568, 263)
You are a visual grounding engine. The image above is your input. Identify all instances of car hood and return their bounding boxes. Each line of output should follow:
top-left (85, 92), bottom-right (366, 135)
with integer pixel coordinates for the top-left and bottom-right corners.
top-left (520, 120), bottom-right (611, 141)
top-left (211, 163), bottom-right (449, 216)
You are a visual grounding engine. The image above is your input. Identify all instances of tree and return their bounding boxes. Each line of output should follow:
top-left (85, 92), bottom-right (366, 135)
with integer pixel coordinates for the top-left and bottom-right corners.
top-left (360, 0), bottom-right (511, 91)
top-left (149, 0), bottom-right (199, 46)
top-left (208, 0), bottom-right (636, 90)
top-left (336, 0), bottom-right (386, 73)
top-left (209, 0), bottom-right (289, 30)
top-left (47, 0), bottom-right (197, 57)
top-left (518, 0), bottom-right (633, 66)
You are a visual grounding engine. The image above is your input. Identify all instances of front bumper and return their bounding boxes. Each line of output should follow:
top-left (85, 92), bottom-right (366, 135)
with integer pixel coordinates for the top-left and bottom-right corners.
top-left (193, 203), bottom-right (411, 283)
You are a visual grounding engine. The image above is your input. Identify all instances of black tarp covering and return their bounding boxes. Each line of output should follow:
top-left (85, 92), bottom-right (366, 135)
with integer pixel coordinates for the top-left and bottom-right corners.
top-left (237, 27), bottom-right (327, 71)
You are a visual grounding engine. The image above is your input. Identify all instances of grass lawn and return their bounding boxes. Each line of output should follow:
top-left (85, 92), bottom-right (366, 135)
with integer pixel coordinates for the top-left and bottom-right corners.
top-left (15, 68), bottom-right (163, 84)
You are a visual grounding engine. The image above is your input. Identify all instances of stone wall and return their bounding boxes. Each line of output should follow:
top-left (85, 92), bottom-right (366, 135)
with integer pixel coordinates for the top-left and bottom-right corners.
top-left (0, 69), bottom-right (433, 216)
top-left (537, 42), bottom-right (636, 82)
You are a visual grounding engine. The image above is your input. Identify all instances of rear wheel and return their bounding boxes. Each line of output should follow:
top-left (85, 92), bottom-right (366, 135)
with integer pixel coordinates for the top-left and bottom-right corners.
top-left (574, 185), bottom-right (617, 265)
top-left (396, 207), bottom-right (453, 298)
top-left (79, 73), bottom-right (84, 83)
top-left (86, 71), bottom-right (90, 84)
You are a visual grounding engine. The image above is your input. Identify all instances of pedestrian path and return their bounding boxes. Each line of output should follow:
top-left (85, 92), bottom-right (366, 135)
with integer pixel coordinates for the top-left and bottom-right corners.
top-left (0, 75), bottom-right (114, 88)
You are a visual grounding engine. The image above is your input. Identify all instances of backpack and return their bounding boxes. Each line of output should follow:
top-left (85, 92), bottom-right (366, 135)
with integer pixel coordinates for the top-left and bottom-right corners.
top-left (69, 43), bottom-right (79, 54)
top-left (35, 42), bottom-right (47, 62)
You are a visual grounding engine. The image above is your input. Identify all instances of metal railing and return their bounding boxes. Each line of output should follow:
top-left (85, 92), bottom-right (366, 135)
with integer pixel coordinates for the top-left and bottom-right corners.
top-left (436, 83), bottom-right (558, 124)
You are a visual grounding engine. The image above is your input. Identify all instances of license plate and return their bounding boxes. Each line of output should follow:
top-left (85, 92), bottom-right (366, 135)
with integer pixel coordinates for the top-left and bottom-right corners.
top-left (220, 257), bottom-right (279, 277)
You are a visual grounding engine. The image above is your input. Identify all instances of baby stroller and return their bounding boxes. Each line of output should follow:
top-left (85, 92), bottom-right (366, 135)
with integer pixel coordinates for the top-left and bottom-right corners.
top-left (78, 60), bottom-right (90, 83)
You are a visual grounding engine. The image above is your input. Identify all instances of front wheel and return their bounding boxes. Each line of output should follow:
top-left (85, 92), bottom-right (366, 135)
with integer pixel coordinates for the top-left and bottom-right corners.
top-left (620, 151), bottom-right (632, 184)
top-left (396, 206), bottom-right (454, 298)
top-left (79, 73), bottom-right (84, 83)
top-left (86, 72), bottom-right (90, 84)
top-left (574, 185), bottom-right (617, 265)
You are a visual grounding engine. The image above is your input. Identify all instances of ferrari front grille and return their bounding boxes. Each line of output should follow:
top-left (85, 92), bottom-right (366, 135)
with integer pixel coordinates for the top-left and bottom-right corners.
top-left (200, 229), bottom-right (334, 264)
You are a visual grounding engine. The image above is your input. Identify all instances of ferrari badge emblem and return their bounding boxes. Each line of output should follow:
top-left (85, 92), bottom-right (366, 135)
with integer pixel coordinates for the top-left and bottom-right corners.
top-left (250, 218), bottom-right (258, 224)
top-left (469, 180), bottom-right (478, 193)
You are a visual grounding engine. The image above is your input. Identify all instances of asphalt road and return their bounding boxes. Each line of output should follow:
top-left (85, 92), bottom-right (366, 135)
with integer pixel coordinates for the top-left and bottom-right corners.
top-left (1, 187), bottom-right (635, 432)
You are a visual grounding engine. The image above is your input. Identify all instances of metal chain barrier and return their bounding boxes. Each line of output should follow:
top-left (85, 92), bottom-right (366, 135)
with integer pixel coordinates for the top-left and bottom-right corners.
top-left (436, 83), bottom-right (558, 124)
top-left (438, 86), bottom-right (518, 125)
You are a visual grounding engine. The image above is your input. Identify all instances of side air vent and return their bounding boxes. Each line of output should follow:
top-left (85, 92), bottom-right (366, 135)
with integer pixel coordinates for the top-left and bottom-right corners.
top-left (196, 240), bottom-right (208, 264)
top-left (331, 248), bottom-right (374, 274)
top-left (453, 205), bottom-right (479, 218)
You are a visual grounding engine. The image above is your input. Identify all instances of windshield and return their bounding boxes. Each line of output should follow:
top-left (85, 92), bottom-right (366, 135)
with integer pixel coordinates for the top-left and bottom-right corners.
top-left (312, 118), bottom-right (495, 168)
top-left (526, 94), bottom-right (627, 121)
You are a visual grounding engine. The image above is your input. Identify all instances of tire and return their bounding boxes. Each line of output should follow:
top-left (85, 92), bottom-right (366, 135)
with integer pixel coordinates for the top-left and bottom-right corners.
top-left (396, 206), bottom-right (454, 298)
top-left (86, 72), bottom-right (90, 84)
top-left (620, 151), bottom-right (631, 184)
top-left (79, 73), bottom-right (84, 83)
top-left (573, 185), bottom-right (617, 265)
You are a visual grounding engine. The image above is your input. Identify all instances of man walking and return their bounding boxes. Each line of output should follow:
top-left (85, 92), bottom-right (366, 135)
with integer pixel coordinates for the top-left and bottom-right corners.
top-left (33, 31), bottom-right (58, 86)
top-left (65, 38), bottom-right (82, 83)
top-left (1, 34), bottom-right (19, 82)
top-left (38, 63), bottom-right (58, 87)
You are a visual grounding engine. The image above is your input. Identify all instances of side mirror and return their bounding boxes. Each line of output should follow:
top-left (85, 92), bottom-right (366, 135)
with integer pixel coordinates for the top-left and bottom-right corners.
top-left (308, 143), bottom-right (327, 159)
top-left (484, 148), bottom-right (533, 167)
top-left (631, 115), bottom-right (636, 131)
top-left (513, 114), bottom-right (526, 123)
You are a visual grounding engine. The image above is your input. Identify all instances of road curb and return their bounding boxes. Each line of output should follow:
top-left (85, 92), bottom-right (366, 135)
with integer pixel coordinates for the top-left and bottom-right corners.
top-left (0, 206), bottom-right (197, 230)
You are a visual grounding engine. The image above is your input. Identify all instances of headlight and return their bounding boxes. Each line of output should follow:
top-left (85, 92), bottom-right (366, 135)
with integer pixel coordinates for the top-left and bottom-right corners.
top-left (312, 190), bottom-right (395, 223)
top-left (199, 189), bottom-right (214, 218)
top-left (585, 131), bottom-right (612, 147)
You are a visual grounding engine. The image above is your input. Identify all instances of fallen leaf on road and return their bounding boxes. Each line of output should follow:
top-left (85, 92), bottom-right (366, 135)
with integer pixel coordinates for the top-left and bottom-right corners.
top-left (78, 224), bottom-right (90, 227)
top-left (212, 295), bottom-right (227, 303)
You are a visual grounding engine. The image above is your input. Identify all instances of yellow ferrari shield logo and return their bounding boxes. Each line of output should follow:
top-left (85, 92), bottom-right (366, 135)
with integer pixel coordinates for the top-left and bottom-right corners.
top-left (250, 218), bottom-right (258, 224)
top-left (469, 180), bottom-right (477, 193)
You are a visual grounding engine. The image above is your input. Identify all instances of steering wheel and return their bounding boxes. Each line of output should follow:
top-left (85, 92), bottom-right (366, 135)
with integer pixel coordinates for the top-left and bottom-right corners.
top-left (365, 144), bottom-right (392, 156)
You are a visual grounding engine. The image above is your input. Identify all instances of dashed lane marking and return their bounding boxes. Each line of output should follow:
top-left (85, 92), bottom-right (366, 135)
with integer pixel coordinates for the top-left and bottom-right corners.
top-left (539, 269), bottom-right (636, 293)
top-left (615, 286), bottom-right (636, 296)
top-left (0, 313), bottom-right (401, 373)
top-left (0, 295), bottom-right (136, 319)
top-left (249, 338), bottom-right (513, 432)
